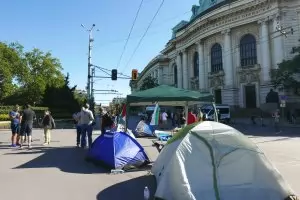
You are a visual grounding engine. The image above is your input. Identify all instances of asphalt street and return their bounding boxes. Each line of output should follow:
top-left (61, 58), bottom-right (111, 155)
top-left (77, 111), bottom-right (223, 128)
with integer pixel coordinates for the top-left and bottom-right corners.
top-left (0, 123), bottom-right (299, 200)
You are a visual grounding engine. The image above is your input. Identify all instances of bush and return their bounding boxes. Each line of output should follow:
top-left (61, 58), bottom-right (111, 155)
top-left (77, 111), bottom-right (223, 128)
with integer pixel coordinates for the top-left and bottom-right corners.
top-left (0, 114), bottom-right (10, 121)
top-left (0, 106), bottom-right (48, 115)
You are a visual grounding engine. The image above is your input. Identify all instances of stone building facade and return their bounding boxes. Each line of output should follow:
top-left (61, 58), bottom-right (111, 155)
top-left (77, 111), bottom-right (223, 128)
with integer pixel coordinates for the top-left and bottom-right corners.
top-left (132, 0), bottom-right (300, 108)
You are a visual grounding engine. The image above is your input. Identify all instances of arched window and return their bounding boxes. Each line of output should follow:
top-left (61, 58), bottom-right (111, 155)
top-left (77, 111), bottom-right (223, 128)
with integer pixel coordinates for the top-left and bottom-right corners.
top-left (173, 64), bottom-right (178, 86)
top-left (193, 52), bottom-right (199, 77)
top-left (211, 43), bottom-right (223, 73)
top-left (240, 34), bottom-right (257, 67)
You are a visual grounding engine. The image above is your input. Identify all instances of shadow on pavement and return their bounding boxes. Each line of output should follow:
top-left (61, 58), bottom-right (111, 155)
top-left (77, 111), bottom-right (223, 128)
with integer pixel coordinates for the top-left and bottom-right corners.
top-left (6, 146), bottom-right (108, 174)
top-left (96, 175), bottom-right (156, 200)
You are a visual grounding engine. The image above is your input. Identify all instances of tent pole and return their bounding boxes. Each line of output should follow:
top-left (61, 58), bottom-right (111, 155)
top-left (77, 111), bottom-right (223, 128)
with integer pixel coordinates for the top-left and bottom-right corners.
top-left (184, 102), bottom-right (188, 127)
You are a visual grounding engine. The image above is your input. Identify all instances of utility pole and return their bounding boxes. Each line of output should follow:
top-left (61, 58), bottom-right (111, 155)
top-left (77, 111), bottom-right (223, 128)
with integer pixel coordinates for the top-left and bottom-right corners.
top-left (81, 24), bottom-right (99, 105)
top-left (91, 67), bottom-right (95, 113)
top-left (91, 67), bottom-right (95, 100)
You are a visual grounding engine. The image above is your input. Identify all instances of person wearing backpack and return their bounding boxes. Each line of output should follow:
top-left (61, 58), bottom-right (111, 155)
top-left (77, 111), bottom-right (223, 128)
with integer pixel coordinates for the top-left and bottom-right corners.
top-left (41, 111), bottom-right (56, 145)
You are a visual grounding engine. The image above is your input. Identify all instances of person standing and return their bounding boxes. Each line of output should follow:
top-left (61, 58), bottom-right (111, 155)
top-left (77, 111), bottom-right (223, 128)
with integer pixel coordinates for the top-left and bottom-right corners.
top-left (41, 111), bottom-right (55, 145)
top-left (101, 111), bottom-right (114, 134)
top-left (19, 104), bottom-right (36, 149)
top-left (80, 104), bottom-right (94, 149)
top-left (9, 105), bottom-right (21, 147)
top-left (187, 110), bottom-right (197, 125)
top-left (273, 109), bottom-right (281, 134)
top-left (73, 110), bottom-right (82, 148)
top-left (161, 110), bottom-right (168, 130)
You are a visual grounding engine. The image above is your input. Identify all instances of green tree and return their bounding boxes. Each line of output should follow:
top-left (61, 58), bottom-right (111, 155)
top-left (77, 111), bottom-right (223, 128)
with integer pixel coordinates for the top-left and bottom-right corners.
top-left (0, 42), bottom-right (24, 100)
top-left (73, 90), bottom-right (87, 107)
top-left (139, 76), bottom-right (159, 91)
top-left (42, 73), bottom-right (82, 114)
top-left (19, 48), bottom-right (65, 104)
top-left (270, 45), bottom-right (300, 95)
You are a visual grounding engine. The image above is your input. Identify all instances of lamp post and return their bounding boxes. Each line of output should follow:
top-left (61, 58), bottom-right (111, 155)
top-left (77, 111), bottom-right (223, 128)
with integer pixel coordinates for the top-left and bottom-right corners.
top-left (81, 23), bottom-right (99, 106)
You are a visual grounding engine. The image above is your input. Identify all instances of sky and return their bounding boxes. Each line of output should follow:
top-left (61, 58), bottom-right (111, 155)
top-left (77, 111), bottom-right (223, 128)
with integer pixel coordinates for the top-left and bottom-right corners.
top-left (0, 0), bottom-right (198, 105)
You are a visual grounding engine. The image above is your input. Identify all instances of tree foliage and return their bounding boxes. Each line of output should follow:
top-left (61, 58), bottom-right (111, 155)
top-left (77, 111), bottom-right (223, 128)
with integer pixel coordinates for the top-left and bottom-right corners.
top-left (42, 73), bottom-right (84, 114)
top-left (270, 45), bottom-right (300, 95)
top-left (139, 76), bottom-right (159, 91)
top-left (0, 42), bottom-right (24, 100)
top-left (0, 41), bottom-right (85, 115)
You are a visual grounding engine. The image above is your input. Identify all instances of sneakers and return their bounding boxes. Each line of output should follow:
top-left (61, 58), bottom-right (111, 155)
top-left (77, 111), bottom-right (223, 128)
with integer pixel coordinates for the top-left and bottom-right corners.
top-left (11, 144), bottom-right (17, 147)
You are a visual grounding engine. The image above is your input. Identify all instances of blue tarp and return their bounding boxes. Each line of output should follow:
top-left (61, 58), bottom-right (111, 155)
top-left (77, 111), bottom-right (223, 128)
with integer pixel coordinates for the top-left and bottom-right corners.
top-left (157, 133), bottom-right (172, 141)
top-left (87, 131), bottom-right (150, 169)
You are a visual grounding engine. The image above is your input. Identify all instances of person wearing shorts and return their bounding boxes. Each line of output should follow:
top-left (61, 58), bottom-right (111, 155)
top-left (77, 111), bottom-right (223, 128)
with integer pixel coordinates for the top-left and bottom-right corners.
top-left (20, 104), bottom-right (36, 149)
top-left (9, 105), bottom-right (21, 147)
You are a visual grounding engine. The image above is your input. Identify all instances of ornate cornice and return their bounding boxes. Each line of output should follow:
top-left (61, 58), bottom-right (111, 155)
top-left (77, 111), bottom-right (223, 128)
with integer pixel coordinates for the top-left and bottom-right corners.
top-left (174, 0), bottom-right (277, 49)
top-left (221, 28), bottom-right (230, 35)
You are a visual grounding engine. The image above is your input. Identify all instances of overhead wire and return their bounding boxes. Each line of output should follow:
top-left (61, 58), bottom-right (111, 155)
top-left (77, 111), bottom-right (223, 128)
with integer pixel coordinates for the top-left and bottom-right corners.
top-left (120, 0), bottom-right (165, 74)
top-left (95, 9), bottom-right (192, 48)
top-left (116, 0), bottom-right (145, 70)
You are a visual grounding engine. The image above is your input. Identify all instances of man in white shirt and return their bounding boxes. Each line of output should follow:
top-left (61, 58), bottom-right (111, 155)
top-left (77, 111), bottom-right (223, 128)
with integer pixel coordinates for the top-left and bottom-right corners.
top-left (80, 104), bottom-right (94, 148)
top-left (161, 111), bottom-right (168, 130)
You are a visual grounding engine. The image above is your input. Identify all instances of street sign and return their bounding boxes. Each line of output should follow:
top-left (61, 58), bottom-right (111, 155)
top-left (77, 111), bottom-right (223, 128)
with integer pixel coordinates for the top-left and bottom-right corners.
top-left (280, 95), bottom-right (287, 100)
top-left (280, 100), bottom-right (286, 104)
top-left (280, 103), bottom-right (286, 107)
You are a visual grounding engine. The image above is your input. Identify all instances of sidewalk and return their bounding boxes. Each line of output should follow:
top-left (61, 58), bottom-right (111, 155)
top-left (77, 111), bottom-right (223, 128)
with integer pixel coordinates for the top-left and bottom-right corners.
top-left (232, 118), bottom-right (300, 128)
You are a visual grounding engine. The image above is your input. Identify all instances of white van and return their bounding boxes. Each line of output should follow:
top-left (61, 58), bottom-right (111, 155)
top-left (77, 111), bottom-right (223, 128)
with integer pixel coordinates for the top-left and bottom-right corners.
top-left (200, 104), bottom-right (231, 123)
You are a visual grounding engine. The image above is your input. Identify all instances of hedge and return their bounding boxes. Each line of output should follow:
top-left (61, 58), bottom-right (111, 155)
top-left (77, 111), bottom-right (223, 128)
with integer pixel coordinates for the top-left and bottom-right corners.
top-left (0, 114), bottom-right (10, 121)
top-left (0, 106), bottom-right (48, 114)
top-left (0, 106), bottom-right (49, 121)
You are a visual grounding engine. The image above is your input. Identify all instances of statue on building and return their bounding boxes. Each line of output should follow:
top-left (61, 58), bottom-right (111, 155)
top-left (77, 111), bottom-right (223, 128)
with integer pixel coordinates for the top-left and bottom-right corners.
top-left (265, 89), bottom-right (279, 103)
top-left (191, 5), bottom-right (199, 17)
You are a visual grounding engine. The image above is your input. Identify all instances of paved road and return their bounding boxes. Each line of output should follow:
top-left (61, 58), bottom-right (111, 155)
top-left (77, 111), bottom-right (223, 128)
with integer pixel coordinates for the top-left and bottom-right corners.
top-left (0, 126), bottom-right (299, 200)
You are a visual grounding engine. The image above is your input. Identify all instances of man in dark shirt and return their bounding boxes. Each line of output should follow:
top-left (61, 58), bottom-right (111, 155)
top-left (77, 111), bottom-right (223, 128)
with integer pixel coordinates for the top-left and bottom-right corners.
top-left (20, 104), bottom-right (36, 149)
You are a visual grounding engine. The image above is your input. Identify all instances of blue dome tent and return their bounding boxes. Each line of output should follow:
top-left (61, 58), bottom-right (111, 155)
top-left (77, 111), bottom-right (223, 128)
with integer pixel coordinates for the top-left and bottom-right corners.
top-left (86, 131), bottom-right (150, 170)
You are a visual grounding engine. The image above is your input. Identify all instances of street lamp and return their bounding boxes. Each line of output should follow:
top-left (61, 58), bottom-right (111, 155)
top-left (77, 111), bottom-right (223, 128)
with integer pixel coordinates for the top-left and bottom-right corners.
top-left (81, 23), bottom-right (99, 107)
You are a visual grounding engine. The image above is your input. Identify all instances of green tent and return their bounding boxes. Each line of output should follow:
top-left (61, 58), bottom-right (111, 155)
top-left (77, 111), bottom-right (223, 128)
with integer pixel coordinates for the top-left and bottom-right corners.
top-left (127, 85), bottom-right (213, 106)
top-left (125, 85), bottom-right (214, 128)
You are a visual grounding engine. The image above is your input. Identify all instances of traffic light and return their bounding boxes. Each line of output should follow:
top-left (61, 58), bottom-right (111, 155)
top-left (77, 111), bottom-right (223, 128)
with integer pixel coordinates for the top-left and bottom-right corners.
top-left (111, 69), bottom-right (117, 80)
top-left (132, 69), bottom-right (138, 80)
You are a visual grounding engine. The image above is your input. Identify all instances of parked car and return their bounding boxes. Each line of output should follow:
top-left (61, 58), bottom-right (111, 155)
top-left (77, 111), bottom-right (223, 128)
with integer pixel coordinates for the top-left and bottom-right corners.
top-left (200, 104), bottom-right (231, 123)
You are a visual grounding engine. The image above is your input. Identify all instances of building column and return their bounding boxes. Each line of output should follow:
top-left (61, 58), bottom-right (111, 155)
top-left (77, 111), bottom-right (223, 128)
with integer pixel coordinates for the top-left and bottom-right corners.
top-left (176, 52), bottom-right (183, 88)
top-left (197, 41), bottom-right (205, 90)
top-left (272, 15), bottom-right (284, 66)
top-left (168, 63), bottom-right (173, 85)
top-left (182, 49), bottom-right (189, 89)
top-left (222, 29), bottom-right (234, 87)
top-left (259, 18), bottom-right (271, 83)
top-left (157, 67), bottom-right (161, 84)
